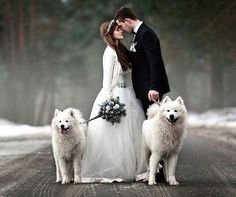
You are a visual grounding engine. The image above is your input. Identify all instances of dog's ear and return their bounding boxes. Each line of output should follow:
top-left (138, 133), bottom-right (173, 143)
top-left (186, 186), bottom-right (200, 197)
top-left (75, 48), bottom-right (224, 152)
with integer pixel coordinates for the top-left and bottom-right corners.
top-left (175, 96), bottom-right (184, 105)
top-left (54, 109), bottom-right (61, 117)
top-left (162, 96), bottom-right (171, 103)
top-left (69, 108), bottom-right (75, 118)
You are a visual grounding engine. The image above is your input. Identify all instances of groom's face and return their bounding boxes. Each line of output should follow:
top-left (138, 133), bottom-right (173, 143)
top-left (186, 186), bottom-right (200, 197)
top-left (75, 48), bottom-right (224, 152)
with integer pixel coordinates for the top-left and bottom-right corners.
top-left (116, 19), bottom-right (132, 33)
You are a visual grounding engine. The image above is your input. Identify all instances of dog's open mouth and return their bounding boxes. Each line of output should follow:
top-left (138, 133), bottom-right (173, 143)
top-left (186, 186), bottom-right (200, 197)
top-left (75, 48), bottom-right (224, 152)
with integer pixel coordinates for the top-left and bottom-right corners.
top-left (61, 127), bottom-right (70, 135)
top-left (167, 118), bottom-right (178, 124)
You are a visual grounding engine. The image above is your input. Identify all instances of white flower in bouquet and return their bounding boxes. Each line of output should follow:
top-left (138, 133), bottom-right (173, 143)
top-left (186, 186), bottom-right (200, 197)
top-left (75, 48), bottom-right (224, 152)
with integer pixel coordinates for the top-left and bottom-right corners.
top-left (114, 104), bottom-right (120, 109)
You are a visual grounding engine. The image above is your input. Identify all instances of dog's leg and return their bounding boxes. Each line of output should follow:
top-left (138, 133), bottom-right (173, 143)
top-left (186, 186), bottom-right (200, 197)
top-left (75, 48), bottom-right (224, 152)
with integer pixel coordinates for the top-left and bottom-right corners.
top-left (67, 160), bottom-right (73, 182)
top-left (59, 159), bottom-right (70, 184)
top-left (54, 154), bottom-right (62, 182)
top-left (148, 153), bottom-right (160, 185)
top-left (167, 154), bottom-right (179, 186)
top-left (163, 159), bottom-right (169, 182)
top-left (143, 147), bottom-right (151, 182)
top-left (73, 154), bottom-right (82, 184)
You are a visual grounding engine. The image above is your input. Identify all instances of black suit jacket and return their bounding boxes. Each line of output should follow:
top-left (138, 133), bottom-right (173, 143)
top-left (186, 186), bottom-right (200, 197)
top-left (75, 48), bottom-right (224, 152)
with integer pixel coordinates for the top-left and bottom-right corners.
top-left (129, 23), bottom-right (170, 113)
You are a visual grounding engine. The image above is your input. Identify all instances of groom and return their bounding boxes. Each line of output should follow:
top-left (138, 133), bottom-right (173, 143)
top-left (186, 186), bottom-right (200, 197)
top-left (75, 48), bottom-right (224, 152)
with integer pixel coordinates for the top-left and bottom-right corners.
top-left (114, 7), bottom-right (170, 114)
top-left (114, 6), bottom-right (170, 182)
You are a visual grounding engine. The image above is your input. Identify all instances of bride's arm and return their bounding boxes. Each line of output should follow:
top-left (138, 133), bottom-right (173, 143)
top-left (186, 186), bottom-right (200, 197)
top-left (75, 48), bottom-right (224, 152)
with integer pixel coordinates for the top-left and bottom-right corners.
top-left (102, 48), bottom-right (115, 98)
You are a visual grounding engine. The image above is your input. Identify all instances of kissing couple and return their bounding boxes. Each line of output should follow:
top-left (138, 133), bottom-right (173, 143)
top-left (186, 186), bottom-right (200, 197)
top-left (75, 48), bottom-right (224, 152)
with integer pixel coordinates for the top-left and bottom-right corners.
top-left (81, 6), bottom-right (170, 183)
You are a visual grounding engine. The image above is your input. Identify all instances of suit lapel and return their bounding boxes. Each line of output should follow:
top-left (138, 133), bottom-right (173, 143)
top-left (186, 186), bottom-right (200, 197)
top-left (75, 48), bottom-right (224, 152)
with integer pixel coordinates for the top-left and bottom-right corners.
top-left (135, 23), bottom-right (145, 37)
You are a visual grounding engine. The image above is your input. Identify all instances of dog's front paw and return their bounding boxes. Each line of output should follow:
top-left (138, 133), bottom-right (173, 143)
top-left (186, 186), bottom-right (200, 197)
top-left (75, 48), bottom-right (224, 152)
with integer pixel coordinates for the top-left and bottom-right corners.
top-left (56, 178), bottom-right (61, 183)
top-left (168, 176), bottom-right (179, 186)
top-left (169, 180), bottom-right (179, 186)
top-left (148, 180), bottom-right (157, 185)
top-left (74, 176), bottom-right (81, 184)
top-left (148, 178), bottom-right (157, 185)
top-left (62, 177), bottom-right (70, 184)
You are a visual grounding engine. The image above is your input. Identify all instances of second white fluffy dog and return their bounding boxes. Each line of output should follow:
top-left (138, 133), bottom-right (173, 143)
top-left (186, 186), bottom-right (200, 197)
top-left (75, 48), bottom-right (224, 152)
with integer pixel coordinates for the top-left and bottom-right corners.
top-left (142, 96), bottom-right (187, 186)
top-left (51, 108), bottom-right (86, 184)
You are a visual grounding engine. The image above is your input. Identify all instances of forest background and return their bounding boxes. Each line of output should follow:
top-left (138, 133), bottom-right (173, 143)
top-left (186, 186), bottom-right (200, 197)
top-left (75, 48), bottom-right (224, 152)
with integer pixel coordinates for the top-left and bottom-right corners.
top-left (0, 0), bottom-right (235, 125)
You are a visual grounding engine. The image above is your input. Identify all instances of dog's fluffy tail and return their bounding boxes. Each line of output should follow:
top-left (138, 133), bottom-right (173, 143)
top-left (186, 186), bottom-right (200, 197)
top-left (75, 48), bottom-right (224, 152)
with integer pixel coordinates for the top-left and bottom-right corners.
top-left (146, 103), bottom-right (160, 119)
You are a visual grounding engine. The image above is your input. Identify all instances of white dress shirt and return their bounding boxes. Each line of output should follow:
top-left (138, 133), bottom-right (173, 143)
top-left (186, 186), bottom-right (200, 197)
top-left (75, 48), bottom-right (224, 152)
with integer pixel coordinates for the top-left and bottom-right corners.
top-left (133, 21), bottom-right (143, 34)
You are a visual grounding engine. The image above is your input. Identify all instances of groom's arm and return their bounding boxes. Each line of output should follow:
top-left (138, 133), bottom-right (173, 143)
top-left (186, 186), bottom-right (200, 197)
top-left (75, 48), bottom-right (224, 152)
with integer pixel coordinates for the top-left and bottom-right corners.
top-left (142, 31), bottom-right (165, 92)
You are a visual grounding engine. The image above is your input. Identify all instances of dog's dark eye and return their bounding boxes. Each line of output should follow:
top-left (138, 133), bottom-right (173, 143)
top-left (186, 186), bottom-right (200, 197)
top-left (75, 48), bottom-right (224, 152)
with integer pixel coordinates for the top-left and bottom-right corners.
top-left (59, 121), bottom-right (61, 123)
top-left (174, 110), bottom-right (178, 112)
top-left (66, 120), bottom-right (69, 123)
top-left (167, 110), bottom-right (170, 112)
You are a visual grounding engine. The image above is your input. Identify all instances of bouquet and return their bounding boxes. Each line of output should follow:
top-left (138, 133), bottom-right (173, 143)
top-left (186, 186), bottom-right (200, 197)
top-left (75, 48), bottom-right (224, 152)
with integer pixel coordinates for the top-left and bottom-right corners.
top-left (84, 96), bottom-right (126, 125)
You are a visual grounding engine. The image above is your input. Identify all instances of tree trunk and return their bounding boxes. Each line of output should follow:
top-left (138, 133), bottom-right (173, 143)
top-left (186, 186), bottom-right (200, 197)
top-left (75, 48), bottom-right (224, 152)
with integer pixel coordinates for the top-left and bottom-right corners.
top-left (27, 0), bottom-right (38, 124)
top-left (17, 0), bottom-right (25, 56)
top-left (209, 63), bottom-right (223, 109)
top-left (29, 0), bottom-right (37, 49)
top-left (3, 0), bottom-right (16, 67)
top-left (2, 0), bottom-right (19, 121)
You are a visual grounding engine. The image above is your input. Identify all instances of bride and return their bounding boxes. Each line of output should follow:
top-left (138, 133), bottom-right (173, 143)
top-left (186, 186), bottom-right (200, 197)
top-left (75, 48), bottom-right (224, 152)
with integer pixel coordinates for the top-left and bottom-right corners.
top-left (81, 20), bottom-right (146, 183)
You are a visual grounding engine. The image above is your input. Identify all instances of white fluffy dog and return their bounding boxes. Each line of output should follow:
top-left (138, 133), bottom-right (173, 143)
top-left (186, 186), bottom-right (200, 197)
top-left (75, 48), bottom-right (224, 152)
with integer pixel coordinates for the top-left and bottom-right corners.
top-left (51, 108), bottom-right (86, 184)
top-left (142, 96), bottom-right (187, 186)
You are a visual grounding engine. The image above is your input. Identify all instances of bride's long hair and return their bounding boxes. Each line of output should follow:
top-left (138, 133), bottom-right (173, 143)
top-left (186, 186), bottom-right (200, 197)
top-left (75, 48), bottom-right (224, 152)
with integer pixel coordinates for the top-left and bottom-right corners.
top-left (100, 21), bottom-right (131, 71)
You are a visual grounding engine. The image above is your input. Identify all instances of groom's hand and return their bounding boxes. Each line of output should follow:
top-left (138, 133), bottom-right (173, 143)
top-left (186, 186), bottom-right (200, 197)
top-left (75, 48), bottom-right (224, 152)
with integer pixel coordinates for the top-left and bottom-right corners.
top-left (148, 90), bottom-right (160, 103)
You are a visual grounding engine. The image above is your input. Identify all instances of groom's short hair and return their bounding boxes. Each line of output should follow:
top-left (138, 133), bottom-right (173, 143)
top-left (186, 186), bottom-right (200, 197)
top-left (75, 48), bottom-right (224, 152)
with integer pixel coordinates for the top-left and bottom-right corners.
top-left (114, 7), bottom-right (137, 22)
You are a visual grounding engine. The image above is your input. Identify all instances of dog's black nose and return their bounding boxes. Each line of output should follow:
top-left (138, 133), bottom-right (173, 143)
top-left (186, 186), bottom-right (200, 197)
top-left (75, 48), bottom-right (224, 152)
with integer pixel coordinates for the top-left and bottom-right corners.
top-left (60, 124), bottom-right (65, 129)
top-left (170, 114), bottom-right (174, 120)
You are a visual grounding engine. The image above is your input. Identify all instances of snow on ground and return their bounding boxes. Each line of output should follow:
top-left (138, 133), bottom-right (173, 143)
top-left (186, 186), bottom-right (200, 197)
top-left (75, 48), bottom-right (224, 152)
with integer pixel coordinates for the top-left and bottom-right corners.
top-left (188, 108), bottom-right (236, 128)
top-left (187, 108), bottom-right (236, 148)
top-left (0, 119), bottom-right (51, 164)
top-left (0, 119), bottom-right (51, 138)
top-left (0, 107), bottom-right (235, 138)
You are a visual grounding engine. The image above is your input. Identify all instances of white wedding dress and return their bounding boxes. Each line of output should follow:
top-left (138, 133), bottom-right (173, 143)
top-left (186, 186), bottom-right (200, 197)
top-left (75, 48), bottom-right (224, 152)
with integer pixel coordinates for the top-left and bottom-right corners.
top-left (81, 46), bottom-right (146, 183)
